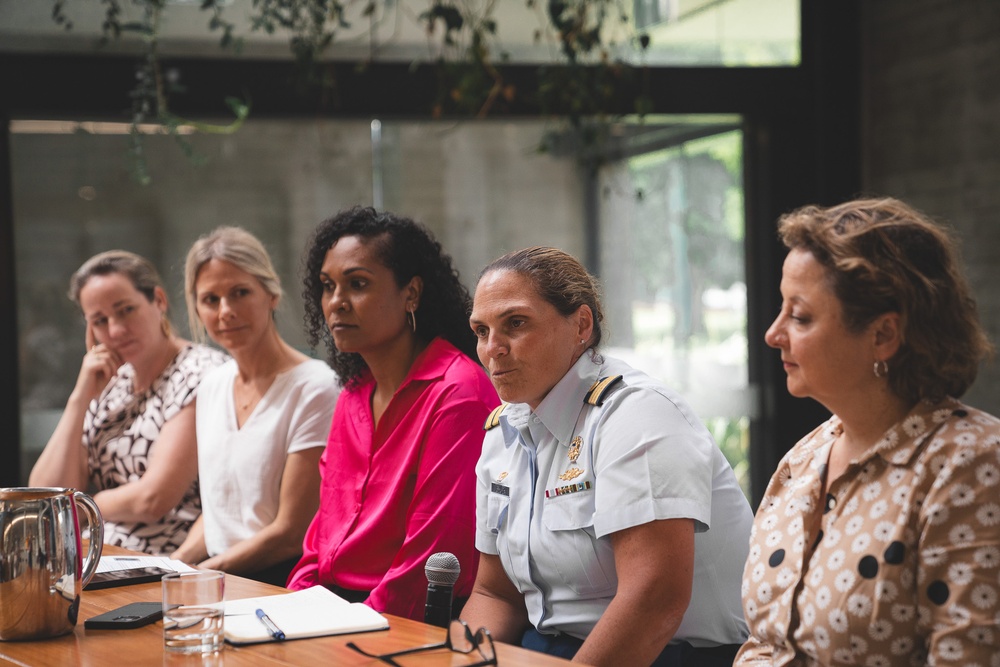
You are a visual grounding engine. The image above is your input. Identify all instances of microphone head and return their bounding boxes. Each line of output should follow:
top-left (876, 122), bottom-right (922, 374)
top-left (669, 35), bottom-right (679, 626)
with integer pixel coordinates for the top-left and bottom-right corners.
top-left (425, 552), bottom-right (461, 586)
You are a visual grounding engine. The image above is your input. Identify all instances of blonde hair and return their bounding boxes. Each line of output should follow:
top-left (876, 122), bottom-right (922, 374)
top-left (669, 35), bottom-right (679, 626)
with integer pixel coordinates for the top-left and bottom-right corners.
top-left (184, 226), bottom-right (282, 343)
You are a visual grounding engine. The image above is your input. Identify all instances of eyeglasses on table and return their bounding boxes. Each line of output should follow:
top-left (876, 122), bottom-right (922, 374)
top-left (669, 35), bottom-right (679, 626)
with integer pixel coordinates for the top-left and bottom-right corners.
top-left (347, 618), bottom-right (497, 667)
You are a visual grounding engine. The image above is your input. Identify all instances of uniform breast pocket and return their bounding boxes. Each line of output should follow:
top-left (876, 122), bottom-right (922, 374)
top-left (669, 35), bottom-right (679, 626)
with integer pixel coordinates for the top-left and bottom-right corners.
top-left (487, 493), bottom-right (509, 534)
top-left (541, 495), bottom-right (615, 595)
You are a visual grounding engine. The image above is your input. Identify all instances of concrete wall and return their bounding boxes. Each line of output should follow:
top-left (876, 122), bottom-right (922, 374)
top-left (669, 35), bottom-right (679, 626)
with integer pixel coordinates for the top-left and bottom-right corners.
top-left (862, 0), bottom-right (1000, 412)
top-left (11, 118), bottom-right (584, 479)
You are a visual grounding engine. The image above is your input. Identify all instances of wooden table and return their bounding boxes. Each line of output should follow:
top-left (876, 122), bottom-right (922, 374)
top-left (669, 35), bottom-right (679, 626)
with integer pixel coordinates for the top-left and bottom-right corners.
top-left (0, 547), bottom-right (570, 667)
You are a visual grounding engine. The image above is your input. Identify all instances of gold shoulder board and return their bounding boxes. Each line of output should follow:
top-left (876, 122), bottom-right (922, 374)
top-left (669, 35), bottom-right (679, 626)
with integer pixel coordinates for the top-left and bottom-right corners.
top-left (585, 375), bottom-right (624, 406)
top-left (483, 404), bottom-right (508, 430)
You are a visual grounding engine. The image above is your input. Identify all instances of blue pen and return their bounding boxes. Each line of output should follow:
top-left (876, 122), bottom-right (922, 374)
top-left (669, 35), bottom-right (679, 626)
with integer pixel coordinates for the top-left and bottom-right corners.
top-left (255, 608), bottom-right (285, 641)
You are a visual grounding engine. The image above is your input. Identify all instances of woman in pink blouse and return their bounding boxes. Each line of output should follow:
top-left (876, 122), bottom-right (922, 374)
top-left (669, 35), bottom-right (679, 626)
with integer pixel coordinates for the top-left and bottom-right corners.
top-left (737, 197), bottom-right (999, 664)
top-left (286, 207), bottom-right (499, 620)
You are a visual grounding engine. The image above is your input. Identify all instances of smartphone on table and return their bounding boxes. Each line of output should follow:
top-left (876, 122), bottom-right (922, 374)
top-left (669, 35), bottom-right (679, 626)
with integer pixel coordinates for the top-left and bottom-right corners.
top-left (84, 566), bottom-right (173, 591)
top-left (84, 602), bottom-right (164, 630)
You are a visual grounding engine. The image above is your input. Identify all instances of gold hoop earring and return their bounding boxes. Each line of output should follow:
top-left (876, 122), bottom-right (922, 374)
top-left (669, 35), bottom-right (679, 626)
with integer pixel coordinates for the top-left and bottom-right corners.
top-left (161, 315), bottom-right (173, 339)
top-left (873, 360), bottom-right (888, 378)
top-left (407, 309), bottom-right (417, 334)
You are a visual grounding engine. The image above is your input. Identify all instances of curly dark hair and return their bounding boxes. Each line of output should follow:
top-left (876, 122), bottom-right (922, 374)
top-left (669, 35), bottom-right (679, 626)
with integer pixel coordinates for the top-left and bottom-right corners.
top-left (777, 197), bottom-right (993, 403)
top-left (302, 206), bottom-right (478, 386)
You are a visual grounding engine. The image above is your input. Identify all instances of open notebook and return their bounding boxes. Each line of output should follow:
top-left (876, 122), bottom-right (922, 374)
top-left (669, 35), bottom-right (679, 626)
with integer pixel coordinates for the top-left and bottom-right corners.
top-left (224, 585), bottom-right (389, 645)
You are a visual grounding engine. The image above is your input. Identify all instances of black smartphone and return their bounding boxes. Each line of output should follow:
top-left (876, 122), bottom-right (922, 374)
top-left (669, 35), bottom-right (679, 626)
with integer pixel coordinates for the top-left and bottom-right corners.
top-left (84, 602), bottom-right (164, 630)
top-left (84, 566), bottom-right (173, 591)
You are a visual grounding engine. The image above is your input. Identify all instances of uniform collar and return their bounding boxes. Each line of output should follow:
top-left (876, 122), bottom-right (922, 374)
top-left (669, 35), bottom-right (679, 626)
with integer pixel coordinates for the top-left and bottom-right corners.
top-left (501, 353), bottom-right (600, 447)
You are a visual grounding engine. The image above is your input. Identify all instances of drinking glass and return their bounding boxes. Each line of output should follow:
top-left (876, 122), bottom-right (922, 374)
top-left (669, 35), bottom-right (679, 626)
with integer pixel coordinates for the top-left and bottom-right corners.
top-left (162, 570), bottom-right (225, 654)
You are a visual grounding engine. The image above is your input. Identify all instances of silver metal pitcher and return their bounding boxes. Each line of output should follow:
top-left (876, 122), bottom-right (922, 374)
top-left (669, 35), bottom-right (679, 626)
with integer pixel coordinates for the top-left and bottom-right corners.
top-left (0, 487), bottom-right (104, 640)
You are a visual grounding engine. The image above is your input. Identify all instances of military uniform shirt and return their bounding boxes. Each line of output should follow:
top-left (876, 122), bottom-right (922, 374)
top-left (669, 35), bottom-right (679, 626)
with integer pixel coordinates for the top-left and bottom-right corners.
top-left (475, 353), bottom-right (752, 645)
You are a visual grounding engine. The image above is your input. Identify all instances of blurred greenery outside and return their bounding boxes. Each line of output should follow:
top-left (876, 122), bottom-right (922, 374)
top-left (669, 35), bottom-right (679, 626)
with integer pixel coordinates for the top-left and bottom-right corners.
top-left (625, 129), bottom-right (749, 497)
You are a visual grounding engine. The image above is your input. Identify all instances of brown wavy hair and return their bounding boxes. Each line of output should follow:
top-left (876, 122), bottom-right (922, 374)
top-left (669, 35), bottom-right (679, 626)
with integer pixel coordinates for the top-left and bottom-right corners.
top-left (777, 197), bottom-right (992, 403)
top-left (68, 250), bottom-right (173, 336)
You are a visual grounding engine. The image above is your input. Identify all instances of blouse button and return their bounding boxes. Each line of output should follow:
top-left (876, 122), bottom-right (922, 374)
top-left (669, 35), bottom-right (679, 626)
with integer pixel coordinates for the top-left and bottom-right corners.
top-left (825, 494), bottom-right (837, 513)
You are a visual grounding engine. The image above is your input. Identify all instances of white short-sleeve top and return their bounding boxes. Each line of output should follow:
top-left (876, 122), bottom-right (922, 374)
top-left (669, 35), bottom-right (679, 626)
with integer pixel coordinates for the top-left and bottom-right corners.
top-left (196, 358), bottom-right (339, 556)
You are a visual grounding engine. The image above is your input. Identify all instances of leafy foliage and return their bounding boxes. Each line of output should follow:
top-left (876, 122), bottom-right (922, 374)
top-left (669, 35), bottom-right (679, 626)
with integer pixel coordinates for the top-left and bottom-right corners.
top-left (418, 1), bottom-right (653, 164)
top-left (52, 0), bottom-right (248, 183)
top-left (50, 0), bottom-right (654, 180)
top-left (707, 416), bottom-right (749, 499)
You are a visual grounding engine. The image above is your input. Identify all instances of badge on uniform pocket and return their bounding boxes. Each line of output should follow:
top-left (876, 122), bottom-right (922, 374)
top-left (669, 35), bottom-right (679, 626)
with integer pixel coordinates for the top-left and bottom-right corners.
top-left (545, 480), bottom-right (592, 498)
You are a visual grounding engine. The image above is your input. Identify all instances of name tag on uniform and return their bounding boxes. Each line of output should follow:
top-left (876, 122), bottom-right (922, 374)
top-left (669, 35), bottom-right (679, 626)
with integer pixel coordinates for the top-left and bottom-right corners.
top-left (491, 482), bottom-right (509, 497)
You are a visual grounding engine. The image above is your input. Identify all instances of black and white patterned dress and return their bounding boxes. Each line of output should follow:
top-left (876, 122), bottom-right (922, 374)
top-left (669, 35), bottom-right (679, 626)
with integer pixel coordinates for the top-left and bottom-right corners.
top-left (84, 343), bottom-right (227, 555)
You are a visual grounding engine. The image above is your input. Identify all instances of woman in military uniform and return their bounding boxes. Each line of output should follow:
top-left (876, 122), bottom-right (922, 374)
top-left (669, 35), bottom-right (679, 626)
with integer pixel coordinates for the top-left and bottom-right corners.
top-left (463, 246), bottom-right (753, 666)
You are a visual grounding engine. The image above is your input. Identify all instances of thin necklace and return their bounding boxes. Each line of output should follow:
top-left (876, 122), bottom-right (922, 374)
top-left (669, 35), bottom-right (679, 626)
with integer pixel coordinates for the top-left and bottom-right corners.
top-left (235, 381), bottom-right (263, 412)
top-left (234, 341), bottom-right (295, 413)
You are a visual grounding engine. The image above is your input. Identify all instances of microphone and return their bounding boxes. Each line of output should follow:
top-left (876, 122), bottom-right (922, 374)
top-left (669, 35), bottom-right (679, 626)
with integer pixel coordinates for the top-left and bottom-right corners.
top-left (424, 552), bottom-right (460, 628)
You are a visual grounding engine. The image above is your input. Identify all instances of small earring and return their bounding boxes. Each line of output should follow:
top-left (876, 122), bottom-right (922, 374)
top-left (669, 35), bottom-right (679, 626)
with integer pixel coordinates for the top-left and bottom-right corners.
top-left (580, 339), bottom-right (585, 345)
top-left (873, 360), bottom-right (888, 378)
top-left (161, 315), bottom-right (172, 339)
top-left (408, 308), bottom-right (417, 333)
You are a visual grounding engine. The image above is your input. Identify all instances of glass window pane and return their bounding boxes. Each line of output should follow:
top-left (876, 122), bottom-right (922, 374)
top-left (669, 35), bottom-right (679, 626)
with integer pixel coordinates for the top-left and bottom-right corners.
top-left (9, 118), bottom-right (586, 481)
top-left (636, 0), bottom-right (801, 66)
top-left (11, 117), bottom-right (749, 496)
top-left (599, 128), bottom-right (749, 496)
top-left (1, 0), bottom-right (799, 67)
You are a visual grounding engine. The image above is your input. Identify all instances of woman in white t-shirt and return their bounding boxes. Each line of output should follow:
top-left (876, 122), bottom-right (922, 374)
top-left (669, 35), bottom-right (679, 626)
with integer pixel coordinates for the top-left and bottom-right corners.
top-left (172, 226), bottom-right (339, 585)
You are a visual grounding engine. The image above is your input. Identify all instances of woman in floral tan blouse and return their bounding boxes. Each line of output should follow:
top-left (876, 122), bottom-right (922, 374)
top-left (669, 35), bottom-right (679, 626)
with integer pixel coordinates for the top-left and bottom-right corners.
top-left (736, 197), bottom-right (1000, 665)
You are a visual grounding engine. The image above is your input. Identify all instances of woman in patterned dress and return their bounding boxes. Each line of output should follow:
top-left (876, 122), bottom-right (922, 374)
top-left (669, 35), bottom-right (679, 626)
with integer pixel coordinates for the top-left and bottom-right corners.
top-left (736, 198), bottom-right (1000, 664)
top-left (29, 250), bottom-right (226, 555)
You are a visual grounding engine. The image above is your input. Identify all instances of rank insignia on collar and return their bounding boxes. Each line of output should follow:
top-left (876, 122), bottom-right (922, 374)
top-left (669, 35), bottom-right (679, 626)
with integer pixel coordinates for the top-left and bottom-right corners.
top-left (558, 467), bottom-right (585, 481)
top-left (495, 471), bottom-right (508, 483)
top-left (568, 436), bottom-right (582, 463)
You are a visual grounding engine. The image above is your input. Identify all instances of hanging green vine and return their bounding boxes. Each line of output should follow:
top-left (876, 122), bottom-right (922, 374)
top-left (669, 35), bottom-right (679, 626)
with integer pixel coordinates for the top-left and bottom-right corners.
top-left (49, 0), bottom-right (651, 181)
top-left (52, 0), bottom-right (248, 184)
top-left (533, 0), bottom-right (653, 167)
top-left (419, 1), bottom-right (508, 118)
top-left (418, 0), bottom-right (652, 166)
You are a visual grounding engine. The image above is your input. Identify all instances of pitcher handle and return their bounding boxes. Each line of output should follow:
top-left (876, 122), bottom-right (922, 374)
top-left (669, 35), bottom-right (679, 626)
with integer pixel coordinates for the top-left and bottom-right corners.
top-left (73, 491), bottom-right (105, 586)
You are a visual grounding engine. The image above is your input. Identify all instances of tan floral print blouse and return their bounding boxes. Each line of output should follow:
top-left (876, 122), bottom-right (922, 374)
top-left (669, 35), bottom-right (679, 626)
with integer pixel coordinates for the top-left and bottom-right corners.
top-left (736, 398), bottom-right (1000, 666)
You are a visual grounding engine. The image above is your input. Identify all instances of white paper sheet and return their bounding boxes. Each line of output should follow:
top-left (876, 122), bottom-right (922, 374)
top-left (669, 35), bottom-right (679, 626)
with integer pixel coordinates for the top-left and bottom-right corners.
top-left (96, 555), bottom-right (198, 574)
